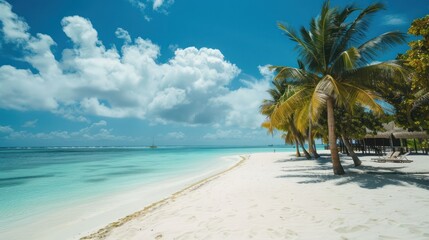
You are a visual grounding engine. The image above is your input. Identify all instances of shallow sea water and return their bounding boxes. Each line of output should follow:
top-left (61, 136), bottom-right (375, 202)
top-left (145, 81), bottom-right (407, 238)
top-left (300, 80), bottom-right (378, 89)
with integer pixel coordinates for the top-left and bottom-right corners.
top-left (0, 145), bottom-right (301, 234)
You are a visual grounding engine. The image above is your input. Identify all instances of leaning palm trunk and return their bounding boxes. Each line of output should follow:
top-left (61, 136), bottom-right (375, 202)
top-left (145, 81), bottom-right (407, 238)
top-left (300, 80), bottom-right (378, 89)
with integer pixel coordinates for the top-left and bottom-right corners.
top-left (308, 123), bottom-right (319, 159)
top-left (327, 98), bottom-right (345, 175)
top-left (308, 136), bottom-right (320, 159)
top-left (294, 139), bottom-right (301, 157)
top-left (298, 138), bottom-right (311, 159)
top-left (289, 120), bottom-right (311, 159)
top-left (308, 123), bottom-right (320, 159)
top-left (311, 137), bottom-right (320, 158)
top-left (341, 135), bottom-right (361, 167)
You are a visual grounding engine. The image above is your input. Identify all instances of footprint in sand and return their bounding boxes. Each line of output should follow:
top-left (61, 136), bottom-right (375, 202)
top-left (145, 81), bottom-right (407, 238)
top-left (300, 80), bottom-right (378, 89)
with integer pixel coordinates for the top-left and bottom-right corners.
top-left (329, 217), bottom-right (345, 228)
top-left (335, 225), bottom-right (369, 233)
top-left (266, 228), bottom-right (283, 238)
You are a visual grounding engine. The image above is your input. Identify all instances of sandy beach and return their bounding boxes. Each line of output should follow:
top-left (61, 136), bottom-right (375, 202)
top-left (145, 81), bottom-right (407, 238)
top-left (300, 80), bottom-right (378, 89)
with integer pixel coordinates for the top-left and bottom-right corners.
top-left (82, 151), bottom-right (429, 239)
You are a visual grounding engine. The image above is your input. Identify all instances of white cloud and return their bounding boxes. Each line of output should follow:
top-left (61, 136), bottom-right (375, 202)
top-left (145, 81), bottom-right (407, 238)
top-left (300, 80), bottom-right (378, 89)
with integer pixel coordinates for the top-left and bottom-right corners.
top-left (0, 0), bottom-right (29, 42)
top-left (128, 0), bottom-right (146, 10)
top-left (0, 2), bottom-right (269, 130)
top-left (0, 125), bottom-right (13, 133)
top-left (22, 119), bottom-right (38, 128)
top-left (127, 0), bottom-right (174, 20)
top-left (166, 131), bottom-right (185, 139)
top-left (153, 0), bottom-right (164, 10)
top-left (115, 27), bottom-right (131, 43)
top-left (3, 119), bottom-right (133, 141)
top-left (383, 15), bottom-right (407, 26)
top-left (203, 129), bottom-right (243, 140)
top-left (213, 65), bottom-right (272, 129)
top-left (152, 0), bottom-right (174, 12)
top-left (203, 128), bottom-right (268, 141)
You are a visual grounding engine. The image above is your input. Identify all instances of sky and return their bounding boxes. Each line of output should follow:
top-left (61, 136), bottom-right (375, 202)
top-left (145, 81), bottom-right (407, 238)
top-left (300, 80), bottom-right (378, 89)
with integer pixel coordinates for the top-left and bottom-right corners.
top-left (0, 0), bottom-right (427, 147)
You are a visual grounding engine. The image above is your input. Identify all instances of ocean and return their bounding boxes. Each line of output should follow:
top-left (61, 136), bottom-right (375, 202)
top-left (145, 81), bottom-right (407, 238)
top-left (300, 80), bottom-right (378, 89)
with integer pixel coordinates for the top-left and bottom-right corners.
top-left (0, 145), bottom-right (303, 239)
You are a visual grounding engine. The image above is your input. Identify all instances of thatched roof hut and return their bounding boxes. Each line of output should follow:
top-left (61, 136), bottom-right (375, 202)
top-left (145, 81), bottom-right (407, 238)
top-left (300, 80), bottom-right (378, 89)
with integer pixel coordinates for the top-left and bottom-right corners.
top-left (393, 131), bottom-right (429, 139)
top-left (362, 122), bottom-right (428, 154)
top-left (365, 122), bottom-right (429, 139)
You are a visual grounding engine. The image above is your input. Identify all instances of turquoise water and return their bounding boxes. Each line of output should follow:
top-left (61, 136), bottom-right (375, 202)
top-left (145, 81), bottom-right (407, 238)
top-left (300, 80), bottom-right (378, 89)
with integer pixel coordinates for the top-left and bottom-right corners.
top-left (0, 145), bottom-right (312, 237)
top-left (0, 147), bottom-right (289, 224)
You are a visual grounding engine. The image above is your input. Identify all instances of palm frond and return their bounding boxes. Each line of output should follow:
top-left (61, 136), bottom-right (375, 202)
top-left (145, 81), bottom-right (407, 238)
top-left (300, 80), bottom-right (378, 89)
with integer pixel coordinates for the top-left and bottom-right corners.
top-left (331, 2), bottom-right (385, 60)
top-left (412, 90), bottom-right (429, 111)
top-left (278, 23), bottom-right (318, 65)
top-left (282, 131), bottom-right (295, 145)
top-left (340, 2), bottom-right (385, 44)
top-left (330, 47), bottom-right (360, 73)
top-left (358, 31), bottom-right (407, 65)
top-left (341, 82), bottom-right (385, 115)
top-left (261, 120), bottom-right (275, 135)
top-left (271, 87), bottom-right (312, 126)
top-left (270, 66), bottom-right (307, 82)
top-left (294, 100), bottom-right (311, 132)
top-left (342, 61), bottom-right (408, 88)
top-left (313, 1), bottom-right (337, 72)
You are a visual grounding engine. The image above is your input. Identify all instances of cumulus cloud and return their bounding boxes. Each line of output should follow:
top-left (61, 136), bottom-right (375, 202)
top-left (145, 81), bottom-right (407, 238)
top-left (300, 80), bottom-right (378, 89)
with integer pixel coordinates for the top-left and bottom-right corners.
top-left (115, 28), bottom-right (131, 43)
top-left (153, 0), bottom-right (164, 10)
top-left (213, 65), bottom-right (272, 129)
top-left (166, 131), bottom-right (185, 139)
top-left (3, 120), bottom-right (132, 141)
top-left (0, 125), bottom-right (14, 133)
top-left (127, 0), bottom-right (174, 21)
top-left (203, 129), bottom-right (243, 140)
top-left (203, 129), bottom-right (263, 140)
top-left (0, 1), bottom-right (269, 130)
top-left (22, 119), bottom-right (38, 128)
top-left (383, 15), bottom-right (407, 26)
top-left (0, 0), bottom-right (29, 42)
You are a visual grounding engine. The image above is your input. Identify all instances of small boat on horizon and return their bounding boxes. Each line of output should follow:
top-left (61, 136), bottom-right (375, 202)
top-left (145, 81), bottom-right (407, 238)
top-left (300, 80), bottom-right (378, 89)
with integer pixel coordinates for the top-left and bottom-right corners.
top-left (149, 137), bottom-right (157, 149)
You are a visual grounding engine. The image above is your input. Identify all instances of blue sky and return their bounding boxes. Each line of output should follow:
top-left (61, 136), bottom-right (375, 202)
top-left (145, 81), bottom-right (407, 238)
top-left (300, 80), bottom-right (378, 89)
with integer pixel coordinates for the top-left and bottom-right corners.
top-left (0, 0), bottom-right (427, 146)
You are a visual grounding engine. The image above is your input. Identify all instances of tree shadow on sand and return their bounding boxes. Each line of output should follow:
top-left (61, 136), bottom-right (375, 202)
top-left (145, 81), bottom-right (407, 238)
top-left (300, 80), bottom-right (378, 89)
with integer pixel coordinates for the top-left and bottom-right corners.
top-left (276, 156), bottom-right (331, 166)
top-left (276, 157), bottom-right (429, 191)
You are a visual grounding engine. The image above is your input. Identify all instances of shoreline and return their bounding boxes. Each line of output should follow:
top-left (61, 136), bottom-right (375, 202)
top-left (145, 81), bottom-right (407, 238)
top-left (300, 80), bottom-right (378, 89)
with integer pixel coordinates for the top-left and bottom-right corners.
top-left (81, 155), bottom-right (249, 240)
top-left (91, 151), bottom-right (429, 239)
top-left (0, 152), bottom-right (246, 240)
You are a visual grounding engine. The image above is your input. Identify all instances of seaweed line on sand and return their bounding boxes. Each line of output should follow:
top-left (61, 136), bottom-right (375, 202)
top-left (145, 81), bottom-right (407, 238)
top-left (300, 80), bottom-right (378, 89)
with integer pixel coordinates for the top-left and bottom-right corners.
top-left (80, 155), bottom-right (250, 240)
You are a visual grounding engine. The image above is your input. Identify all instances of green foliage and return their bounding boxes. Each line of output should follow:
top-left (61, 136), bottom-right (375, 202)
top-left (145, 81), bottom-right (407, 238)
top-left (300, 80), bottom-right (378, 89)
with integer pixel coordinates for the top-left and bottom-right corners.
top-left (270, 1), bottom-right (406, 129)
top-left (318, 106), bottom-right (387, 140)
top-left (383, 15), bottom-right (429, 132)
top-left (269, 1), bottom-right (406, 139)
top-left (405, 15), bottom-right (429, 84)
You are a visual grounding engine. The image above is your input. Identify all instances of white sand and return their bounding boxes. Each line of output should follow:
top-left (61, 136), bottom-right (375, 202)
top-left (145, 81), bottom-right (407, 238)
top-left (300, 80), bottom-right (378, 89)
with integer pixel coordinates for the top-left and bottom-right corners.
top-left (86, 151), bottom-right (429, 240)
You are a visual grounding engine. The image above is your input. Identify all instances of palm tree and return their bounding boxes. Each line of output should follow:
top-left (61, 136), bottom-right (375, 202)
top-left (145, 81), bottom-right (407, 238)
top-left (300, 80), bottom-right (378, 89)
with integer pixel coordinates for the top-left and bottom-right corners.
top-left (271, 1), bottom-right (407, 174)
top-left (281, 130), bottom-right (300, 157)
top-left (260, 79), bottom-right (311, 159)
top-left (307, 121), bottom-right (321, 159)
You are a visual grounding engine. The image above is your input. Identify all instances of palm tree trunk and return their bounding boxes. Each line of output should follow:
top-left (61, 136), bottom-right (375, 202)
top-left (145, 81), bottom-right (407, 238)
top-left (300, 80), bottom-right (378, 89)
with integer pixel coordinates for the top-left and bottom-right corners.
top-left (294, 139), bottom-right (301, 157)
top-left (308, 121), bottom-right (320, 158)
top-left (327, 97), bottom-right (345, 175)
top-left (298, 138), bottom-right (311, 159)
top-left (308, 124), bottom-right (315, 159)
top-left (289, 119), bottom-right (311, 159)
top-left (341, 135), bottom-right (361, 167)
top-left (311, 137), bottom-right (320, 158)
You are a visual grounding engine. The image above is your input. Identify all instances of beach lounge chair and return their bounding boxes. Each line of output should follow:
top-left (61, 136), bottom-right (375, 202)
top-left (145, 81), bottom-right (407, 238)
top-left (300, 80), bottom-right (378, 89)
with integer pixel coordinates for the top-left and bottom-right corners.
top-left (372, 152), bottom-right (413, 163)
top-left (395, 152), bottom-right (411, 162)
top-left (371, 151), bottom-right (398, 160)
